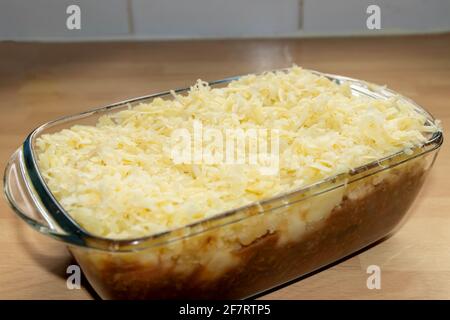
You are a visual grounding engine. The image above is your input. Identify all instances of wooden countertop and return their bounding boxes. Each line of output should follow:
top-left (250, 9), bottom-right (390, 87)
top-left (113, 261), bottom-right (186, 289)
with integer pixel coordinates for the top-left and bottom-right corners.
top-left (0, 34), bottom-right (449, 300)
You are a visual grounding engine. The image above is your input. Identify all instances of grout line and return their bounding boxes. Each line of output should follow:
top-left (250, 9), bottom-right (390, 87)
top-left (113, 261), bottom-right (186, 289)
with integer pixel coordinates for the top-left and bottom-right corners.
top-left (126, 0), bottom-right (135, 35)
top-left (298, 0), bottom-right (304, 31)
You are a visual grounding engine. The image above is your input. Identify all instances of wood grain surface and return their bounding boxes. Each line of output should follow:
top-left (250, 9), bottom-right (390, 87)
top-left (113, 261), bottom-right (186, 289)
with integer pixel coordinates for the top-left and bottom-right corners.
top-left (0, 34), bottom-right (449, 300)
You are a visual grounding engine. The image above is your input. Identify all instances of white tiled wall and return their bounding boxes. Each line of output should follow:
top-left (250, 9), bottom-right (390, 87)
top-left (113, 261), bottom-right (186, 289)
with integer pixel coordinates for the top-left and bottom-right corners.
top-left (0, 0), bottom-right (449, 41)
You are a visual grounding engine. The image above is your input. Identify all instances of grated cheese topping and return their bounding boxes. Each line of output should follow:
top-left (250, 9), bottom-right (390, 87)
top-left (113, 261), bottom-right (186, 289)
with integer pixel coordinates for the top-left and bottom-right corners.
top-left (36, 67), bottom-right (437, 239)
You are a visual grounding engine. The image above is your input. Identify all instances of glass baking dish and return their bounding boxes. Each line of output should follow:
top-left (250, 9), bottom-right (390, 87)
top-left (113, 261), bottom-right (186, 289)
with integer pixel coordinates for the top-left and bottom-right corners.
top-left (3, 70), bottom-right (443, 299)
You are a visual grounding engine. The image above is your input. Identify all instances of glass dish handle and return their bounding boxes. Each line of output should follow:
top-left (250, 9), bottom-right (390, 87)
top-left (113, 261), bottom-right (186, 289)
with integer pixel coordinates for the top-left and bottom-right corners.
top-left (3, 148), bottom-right (69, 240)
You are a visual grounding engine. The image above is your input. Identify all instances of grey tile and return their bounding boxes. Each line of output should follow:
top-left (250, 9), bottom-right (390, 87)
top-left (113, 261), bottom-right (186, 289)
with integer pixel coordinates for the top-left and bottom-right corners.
top-left (302, 0), bottom-right (450, 35)
top-left (130, 0), bottom-right (300, 38)
top-left (0, 0), bottom-right (130, 40)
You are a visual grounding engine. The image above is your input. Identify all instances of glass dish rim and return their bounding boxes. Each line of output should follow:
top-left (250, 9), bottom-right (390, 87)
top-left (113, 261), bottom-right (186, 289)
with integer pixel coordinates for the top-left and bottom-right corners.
top-left (5, 69), bottom-right (444, 252)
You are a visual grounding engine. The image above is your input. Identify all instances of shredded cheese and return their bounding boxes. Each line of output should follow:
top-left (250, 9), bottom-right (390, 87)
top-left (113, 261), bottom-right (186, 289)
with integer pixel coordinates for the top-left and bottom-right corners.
top-left (36, 66), bottom-right (437, 239)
